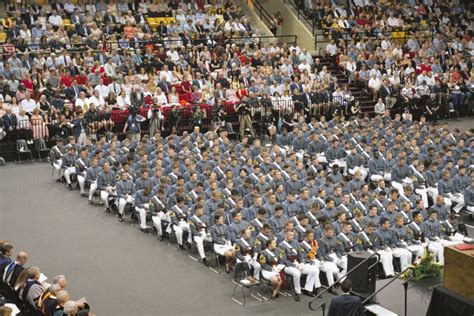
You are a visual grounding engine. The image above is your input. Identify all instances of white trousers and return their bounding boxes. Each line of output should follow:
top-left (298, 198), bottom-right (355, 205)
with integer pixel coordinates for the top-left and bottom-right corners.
top-left (298, 263), bottom-right (321, 291)
top-left (52, 160), bottom-right (63, 178)
top-left (370, 173), bottom-right (391, 182)
top-left (152, 212), bottom-right (171, 236)
top-left (392, 247), bottom-right (413, 271)
top-left (426, 187), bottom-right (438, 203)
top-left (194, 232), bottom-right (212, 259)
top-left (415, 187), bottom-right (429, 209)
top-left (88, 180), bottom-right (97, 201)
top-left (328, 253), bottom-right (347, 275)
top-left (100, 189), bottom-right (116, 208)
top-left (317, 259), bottom-right (341, 286)
top-left (406, 244), bottom-right (424, 258)
top-left (118, 195), bottom-right (134, 215)
top-left (135, 205), bottom-right (149, 229)
top-left (77, 172), bottom-right (86, 194)
top-left (64, 167), bottom-right (76, 184)
top-left (317, 154), bottom-right (328, 164)
top-left (445, 193), bottom-right (465, 213)
top-left (391, 178), bottom-right (413, 196)
top-left (174, 221), bottom-right (191, 245)
top-left (377, 249), bottom-right (395, 277)
top-left (284, 266), bottom-right (301, 294)
top-left (467, 205), bottom-right (474, 214)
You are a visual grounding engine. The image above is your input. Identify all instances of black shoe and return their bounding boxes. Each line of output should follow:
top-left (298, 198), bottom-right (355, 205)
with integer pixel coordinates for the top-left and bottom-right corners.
top-left (294, 294), bottom-right (301, 302)
top-left (68, 184), bottom-right (72, 190)
top-left (186, 242), bottom-right (192, 249)
top-left (81, 193), bottom-right (86, 197)
top-left (105, 207), bottom-right (110, 213)
top-left (56, 178), bottom-right (62, 182)
top-left (141, 227), bottom-right (151, 233)
top-left (159, 235), bottom-right (165, 241)
top-left (88, 200), bottom-right (93, 205)
top-left (117, 214), bottom-right (124, 222)
top-left (179, 244), bottom-right (186, 250)
top-left (314, 287), bottom-right (321, 296)
top-left (302, 289), bottom-right (315, 297)
top-left (202, 258), bottom-right (209, 266)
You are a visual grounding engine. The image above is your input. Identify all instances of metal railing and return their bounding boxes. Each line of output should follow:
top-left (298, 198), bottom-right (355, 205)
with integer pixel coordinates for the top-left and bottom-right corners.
top-left (1, 34), bottom-right (298, 57)
top-left (283, 0), bottom-right (316, 35)
top-left (315, 28), bottom-right (434, 50)
top-left (361, 266), bottom-right (415, 316)
top-left (246, 0), bottom-right (278, 35)
top-left (308, 252), bottom-right (381, 313)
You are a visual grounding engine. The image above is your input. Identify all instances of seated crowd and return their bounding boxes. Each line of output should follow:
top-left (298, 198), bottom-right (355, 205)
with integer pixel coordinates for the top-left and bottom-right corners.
top-left (318, 0), bottom-right (473, 117)
top-left (0, 240), bottom-right (91, 316)
top-left (48, 107), bottom-right (474, 301)
top-left (0, 0), bottom-right (371, 148)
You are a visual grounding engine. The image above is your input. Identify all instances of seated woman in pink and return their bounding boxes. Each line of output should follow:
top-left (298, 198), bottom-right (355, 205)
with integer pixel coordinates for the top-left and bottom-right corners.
top-left (31, 108), bottom-right (49, 139)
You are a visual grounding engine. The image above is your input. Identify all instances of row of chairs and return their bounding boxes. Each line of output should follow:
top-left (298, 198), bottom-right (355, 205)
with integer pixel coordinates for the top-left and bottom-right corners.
top-left (16, 139), bottom-right (50, 163)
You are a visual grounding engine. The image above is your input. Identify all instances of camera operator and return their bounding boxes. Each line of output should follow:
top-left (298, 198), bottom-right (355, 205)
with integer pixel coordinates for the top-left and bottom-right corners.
top-left (192, 105), bottom-right (205, 128)
top-left (234, 96), bottom-right (255, 139)
top-left (123, 106), bottom-right (146, 141)
top-left (211, 99), bottom-right (227, 130)
top-left (147, 101), bottom-right (164, 137)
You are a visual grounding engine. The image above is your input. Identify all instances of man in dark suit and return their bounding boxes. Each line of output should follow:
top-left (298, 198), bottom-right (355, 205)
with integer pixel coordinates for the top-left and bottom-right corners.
top-left (328, 279), bottom-right (365, 316)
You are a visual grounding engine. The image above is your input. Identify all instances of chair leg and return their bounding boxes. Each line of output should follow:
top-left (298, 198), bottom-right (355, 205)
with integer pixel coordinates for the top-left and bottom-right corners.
top-left (231, 283), bottom-right (245, 306)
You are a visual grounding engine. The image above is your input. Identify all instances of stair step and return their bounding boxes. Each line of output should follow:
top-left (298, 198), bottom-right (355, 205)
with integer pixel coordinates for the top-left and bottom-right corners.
top-left (365, 304), bottom-right (398, 316)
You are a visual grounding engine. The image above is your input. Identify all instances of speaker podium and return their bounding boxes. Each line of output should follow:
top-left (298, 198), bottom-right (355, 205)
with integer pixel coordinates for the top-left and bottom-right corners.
top-left (347, 251), bottom-right (378, 299)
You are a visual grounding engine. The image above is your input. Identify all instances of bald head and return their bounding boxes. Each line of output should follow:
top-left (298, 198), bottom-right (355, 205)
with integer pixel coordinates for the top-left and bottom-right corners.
top-left (16, 252), bottom-right (28, 265)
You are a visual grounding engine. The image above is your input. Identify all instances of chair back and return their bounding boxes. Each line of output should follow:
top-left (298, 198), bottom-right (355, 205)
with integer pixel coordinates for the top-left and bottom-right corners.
top-left (234, 262), bottom-right (250, 281)
top-left (35, 138), bottom-right (47, 150)
top-left (16, 139), bottom-right (27, 151)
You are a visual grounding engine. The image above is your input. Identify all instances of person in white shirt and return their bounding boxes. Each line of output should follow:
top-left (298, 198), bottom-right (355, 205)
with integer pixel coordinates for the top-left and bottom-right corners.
top-left (48, 10), bottom-right (63, 27)
top-left (116, 90), bottom-right (131, 109)
top-left (387, 14), bottom-right (399, 28)
top-left (20, 92), bottom-right (37, 113)
top-left (166, 47), bottom-right (180, 63)
top-left (104, 59), bottom-right (119, 81)
top-left (159, 65), bottom-right (174, 83)
top-left (75, 92), bottom-right (90, 111)
top-left (94, 82), bottom-right (109, 98)
top-left (374, 98), bottom-right (385, 115)
top-left (88, 90), bottom-right (105, 110)
top-left (368, 75), bottom-right (381, 100)
top-left (297, 59), bottom-right (311, 73)
top-left (108, 81), bottom-right (122, 96)
top-left (345, 59), bottom-right (357, 83)
top-left (326, 40), bottom-right (337, 56)
top-left (154, 88), bottom-right (168, 106)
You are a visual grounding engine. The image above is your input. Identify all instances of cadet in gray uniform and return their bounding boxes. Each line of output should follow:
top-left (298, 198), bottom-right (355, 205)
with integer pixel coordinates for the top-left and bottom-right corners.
top-left (116, 171), bottom-right (136, 222)
top-left (235, 227), bottom-right (261, 280)
top-left (189, 205), bottom-right (212, 266)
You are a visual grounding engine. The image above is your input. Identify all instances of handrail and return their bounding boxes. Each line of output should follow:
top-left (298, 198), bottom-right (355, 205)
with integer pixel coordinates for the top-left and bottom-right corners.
top-left (315, 28), bottom-right (434, 50)
top-left (246, 0), bottom-right (278, 35)
top-left (361, 266), bottom-right (415, 316)
top-left (282, 0), bottom-right (316, 35)
top-left (309, 252), bottom-right (380, 311)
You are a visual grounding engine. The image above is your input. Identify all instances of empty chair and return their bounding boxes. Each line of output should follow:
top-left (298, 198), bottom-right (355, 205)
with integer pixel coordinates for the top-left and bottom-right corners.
top-left (35, 138), bottom-right (50, 162)
top-left (17, 139), bottom-right (33, 163)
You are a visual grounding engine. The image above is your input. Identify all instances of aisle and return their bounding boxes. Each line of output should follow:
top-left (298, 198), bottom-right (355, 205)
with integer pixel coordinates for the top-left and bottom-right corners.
top-left (0, 163), bottom-right (321, 315)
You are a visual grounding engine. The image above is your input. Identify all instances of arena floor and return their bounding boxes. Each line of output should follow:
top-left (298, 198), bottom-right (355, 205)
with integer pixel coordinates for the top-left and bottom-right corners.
top-left (1, 118), bottom-right (473, 316)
